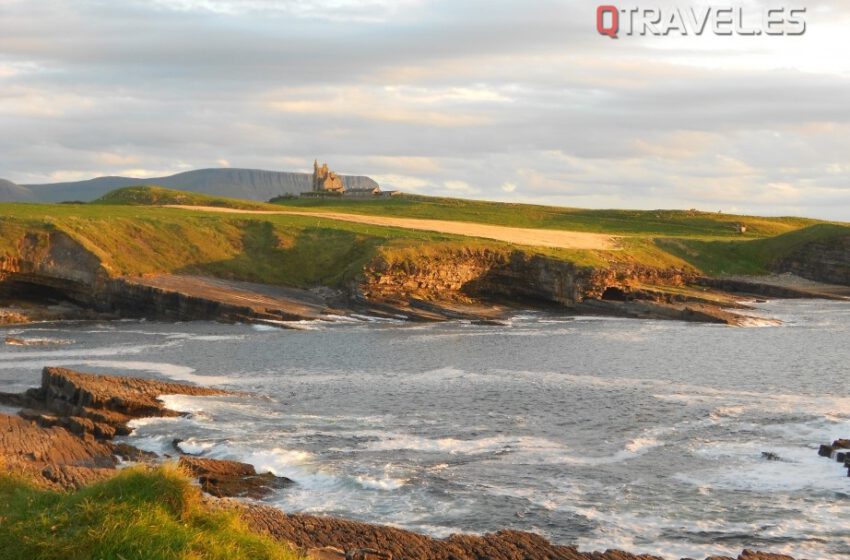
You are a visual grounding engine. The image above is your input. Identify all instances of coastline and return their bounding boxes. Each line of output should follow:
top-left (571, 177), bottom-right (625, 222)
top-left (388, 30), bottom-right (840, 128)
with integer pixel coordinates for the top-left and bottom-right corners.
top-left (0, 366), bottom-right (805, 560)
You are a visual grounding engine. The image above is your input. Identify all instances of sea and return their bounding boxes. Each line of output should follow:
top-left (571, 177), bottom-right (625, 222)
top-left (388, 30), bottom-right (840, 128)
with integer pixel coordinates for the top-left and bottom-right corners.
top-left (1, 299), bottom-right (848, 559)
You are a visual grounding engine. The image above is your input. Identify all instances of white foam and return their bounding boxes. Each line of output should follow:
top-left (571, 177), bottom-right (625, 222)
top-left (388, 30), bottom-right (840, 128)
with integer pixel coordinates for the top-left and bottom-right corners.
top-left (90, 360), bottom-right (231, 385)
top-left (0, 341), bottom-right (179, 362)
top-left (354, 474), bottom-right (408, 491)
top-left (250, 324), bottom-right (279, 332)
top-left (680, 441), bottom-right (850, 493)
top-left (623, 436), bottom-right (660, 453)
top-left (366, 434), bottom-right (510, 454)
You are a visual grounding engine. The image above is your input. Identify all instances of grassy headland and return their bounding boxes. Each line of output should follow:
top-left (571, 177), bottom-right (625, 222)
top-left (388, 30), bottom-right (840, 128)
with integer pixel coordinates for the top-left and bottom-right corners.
top-left (0, 186), bottom-right (847, 287)
top-left (0, 466), bottom-right (301, 560)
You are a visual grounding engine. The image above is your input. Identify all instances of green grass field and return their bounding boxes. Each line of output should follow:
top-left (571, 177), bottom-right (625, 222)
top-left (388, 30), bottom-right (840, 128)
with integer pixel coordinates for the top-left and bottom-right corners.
top-left (0, 466), bottom-right (302, 560)
top-left (1, 186), bottom-right (848, 285)
top-left (271, 193), bottom-right (821, 238)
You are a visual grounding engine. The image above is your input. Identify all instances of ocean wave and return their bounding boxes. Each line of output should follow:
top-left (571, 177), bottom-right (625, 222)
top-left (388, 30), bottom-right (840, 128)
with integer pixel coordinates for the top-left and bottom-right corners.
top-left (354, 474), bottom-right (408, 491)
top-left (0, 341), bottom-right (180, 362)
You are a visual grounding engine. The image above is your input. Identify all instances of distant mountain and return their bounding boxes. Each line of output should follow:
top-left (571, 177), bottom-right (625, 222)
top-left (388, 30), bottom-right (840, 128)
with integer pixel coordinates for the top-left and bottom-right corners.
top-left (0, 178), bottom-right (35, 201)
top-left (0, 168), bottom-right (380, 203)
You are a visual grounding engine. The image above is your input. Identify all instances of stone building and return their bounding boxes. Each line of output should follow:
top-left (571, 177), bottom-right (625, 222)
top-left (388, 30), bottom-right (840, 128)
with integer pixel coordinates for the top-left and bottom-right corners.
top-left (312, 160), bottom-right (345, 194)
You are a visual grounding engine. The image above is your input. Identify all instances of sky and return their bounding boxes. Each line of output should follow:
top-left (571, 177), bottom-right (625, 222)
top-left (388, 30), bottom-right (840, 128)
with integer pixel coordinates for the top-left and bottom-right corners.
top-left (1, 0), bottom-right (849, 219)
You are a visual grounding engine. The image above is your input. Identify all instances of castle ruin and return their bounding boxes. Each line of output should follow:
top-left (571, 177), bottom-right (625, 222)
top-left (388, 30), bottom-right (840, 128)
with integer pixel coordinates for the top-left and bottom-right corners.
top-left (312, 160), bottom-right (346, 194)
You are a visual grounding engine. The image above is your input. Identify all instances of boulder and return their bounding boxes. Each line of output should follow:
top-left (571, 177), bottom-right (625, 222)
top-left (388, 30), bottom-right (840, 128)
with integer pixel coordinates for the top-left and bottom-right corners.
top-left (833, 439), bottom-right (850, 449)
top-left (818, 444), bottom-right (833, 457)
top-left (178, 456), bottom-right (293, 499)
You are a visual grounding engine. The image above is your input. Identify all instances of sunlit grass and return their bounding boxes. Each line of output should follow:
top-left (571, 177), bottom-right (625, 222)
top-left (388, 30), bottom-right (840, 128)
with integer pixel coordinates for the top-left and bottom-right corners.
top-left (0, 465), bottom-right (302, 560)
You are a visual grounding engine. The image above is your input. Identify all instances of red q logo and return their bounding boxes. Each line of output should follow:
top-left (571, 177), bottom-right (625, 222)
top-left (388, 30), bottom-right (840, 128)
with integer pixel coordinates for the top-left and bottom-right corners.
top-left (597, 5), bottom-right (619, 38)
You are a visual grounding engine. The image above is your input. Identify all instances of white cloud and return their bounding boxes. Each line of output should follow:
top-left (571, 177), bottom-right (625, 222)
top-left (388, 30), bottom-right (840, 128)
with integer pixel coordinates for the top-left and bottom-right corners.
top-left (0, 0), bottom-right (849, 219)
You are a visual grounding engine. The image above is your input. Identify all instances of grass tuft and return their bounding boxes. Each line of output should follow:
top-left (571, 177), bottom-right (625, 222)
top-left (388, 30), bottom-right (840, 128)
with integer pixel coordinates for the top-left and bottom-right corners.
top-left (0, 465), bottom-right (302, 560)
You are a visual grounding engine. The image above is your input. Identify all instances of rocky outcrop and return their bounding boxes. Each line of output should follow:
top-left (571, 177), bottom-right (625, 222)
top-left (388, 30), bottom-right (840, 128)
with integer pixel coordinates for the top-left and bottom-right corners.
top-left (24, 367), bottom-right (228, 432)
top-left (0, 413), bottom-right (117, 489)
top-left (817, 438), bottom-right (850, 477)
top-left (179, 456), bottom-right (293, 499)
top-left (357, 248), bottom-right (762, 324)
top-left (0, 367), bottom-right (292, 498)
top-left (774, 233), bottom-right (850, 285)
top-left (0, 367), bottom-right (229, 489)
top-left (361, 249), bottom-right (692, 308)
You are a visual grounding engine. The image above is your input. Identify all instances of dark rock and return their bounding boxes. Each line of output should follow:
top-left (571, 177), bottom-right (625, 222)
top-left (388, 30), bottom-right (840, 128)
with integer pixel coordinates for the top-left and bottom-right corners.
top-left (2, 367), bottom-right (232, 490)
top-left (179, 456), bottom-right (293, 499)
top-left (347, 549), bottom-right (392, 560)
top-left (737, 550), bottom-right (796, 560)
top-left (113, 443), bottom-right (158, 463)
top-left (837, 452), bottom-right (847, 463)
top-left (833, 439), bottom-right (850, 449)
top-left (818, 444), bottom-right (833, 457)
top-left (761, 452), bottom-right (781, 461)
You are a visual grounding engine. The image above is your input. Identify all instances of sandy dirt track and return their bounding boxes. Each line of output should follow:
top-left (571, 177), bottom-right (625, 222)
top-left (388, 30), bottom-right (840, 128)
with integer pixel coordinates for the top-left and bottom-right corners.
top-left (164, 205), bottom-right (619, 251)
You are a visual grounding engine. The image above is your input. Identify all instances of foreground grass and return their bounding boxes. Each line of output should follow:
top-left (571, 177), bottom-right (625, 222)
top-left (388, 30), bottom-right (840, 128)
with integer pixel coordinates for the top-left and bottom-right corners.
top-left (0, 466), bottom-right (301, 560)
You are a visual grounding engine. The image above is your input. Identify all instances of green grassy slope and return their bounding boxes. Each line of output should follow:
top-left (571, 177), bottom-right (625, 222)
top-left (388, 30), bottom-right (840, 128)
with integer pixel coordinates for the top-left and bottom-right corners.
top-left (0, 466), bottom-right (301, 560)
top-left (0, 202), bottom-right (524, 286)
top-left (94, 185), bottom-right (273, 210)
top-left (2, 188), bottom-right (847, 285)
top-left (658, 223), bottom-right (850, 276)
top-left (271, 194), bottom-right (821, 238)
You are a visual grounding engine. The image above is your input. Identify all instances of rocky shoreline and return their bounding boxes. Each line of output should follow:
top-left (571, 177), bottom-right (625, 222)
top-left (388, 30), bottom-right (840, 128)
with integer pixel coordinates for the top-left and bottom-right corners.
top-left (0, 367), bottom-right (801, 560)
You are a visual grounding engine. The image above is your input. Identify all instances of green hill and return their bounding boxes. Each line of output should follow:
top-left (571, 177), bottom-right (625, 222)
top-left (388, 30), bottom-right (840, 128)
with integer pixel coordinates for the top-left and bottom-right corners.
top-left (1, 188), bottom-right (848, 289)
top-left (94, 185), bottom-right (271, 210)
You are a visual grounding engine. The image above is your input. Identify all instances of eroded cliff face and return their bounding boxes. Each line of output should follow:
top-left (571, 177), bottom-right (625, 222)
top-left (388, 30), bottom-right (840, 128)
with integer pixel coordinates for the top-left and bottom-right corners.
top-left (774, 234), bottom-right (850, 285)
top-left (359, 248), bottom-right (692, 309)
top-left (0, 230), bottom-right (107, 304)
top-left (0, 231), bottom-right (288, 323)
top-left (0, 227), bottom-right (811, 326)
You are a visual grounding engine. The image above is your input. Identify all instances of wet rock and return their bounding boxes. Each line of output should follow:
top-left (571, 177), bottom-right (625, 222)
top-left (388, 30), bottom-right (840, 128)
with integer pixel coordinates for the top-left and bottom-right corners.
top-left (113, 443), bottom-right (159, 463)
top-left (760, 452), bottom-right (781, 461)
top-left (32, 366), bottom-right (227, 424)
top-left (178, 456), bottom-right (294, 499)
top-left (14, 367), bottom-right (231, 442)
top-left (833, 439), bottom-right (850, 449)
top-left (307, 547), bottom-right (346, 560)
top-left (2, 367), bottom-right (233, 490)
top-left (818, 444), bottom-right (833, 457)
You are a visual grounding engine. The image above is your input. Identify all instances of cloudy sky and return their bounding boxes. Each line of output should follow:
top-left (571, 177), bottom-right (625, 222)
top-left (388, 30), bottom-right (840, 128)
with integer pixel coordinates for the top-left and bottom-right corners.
top-left (1, 0), bottom-right (849, 218)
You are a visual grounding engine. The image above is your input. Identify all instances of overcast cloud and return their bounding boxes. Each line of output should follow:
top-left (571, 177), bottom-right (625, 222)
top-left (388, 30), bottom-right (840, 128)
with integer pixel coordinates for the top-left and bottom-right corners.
top-left (1, 0), bottom-right (849, 218)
